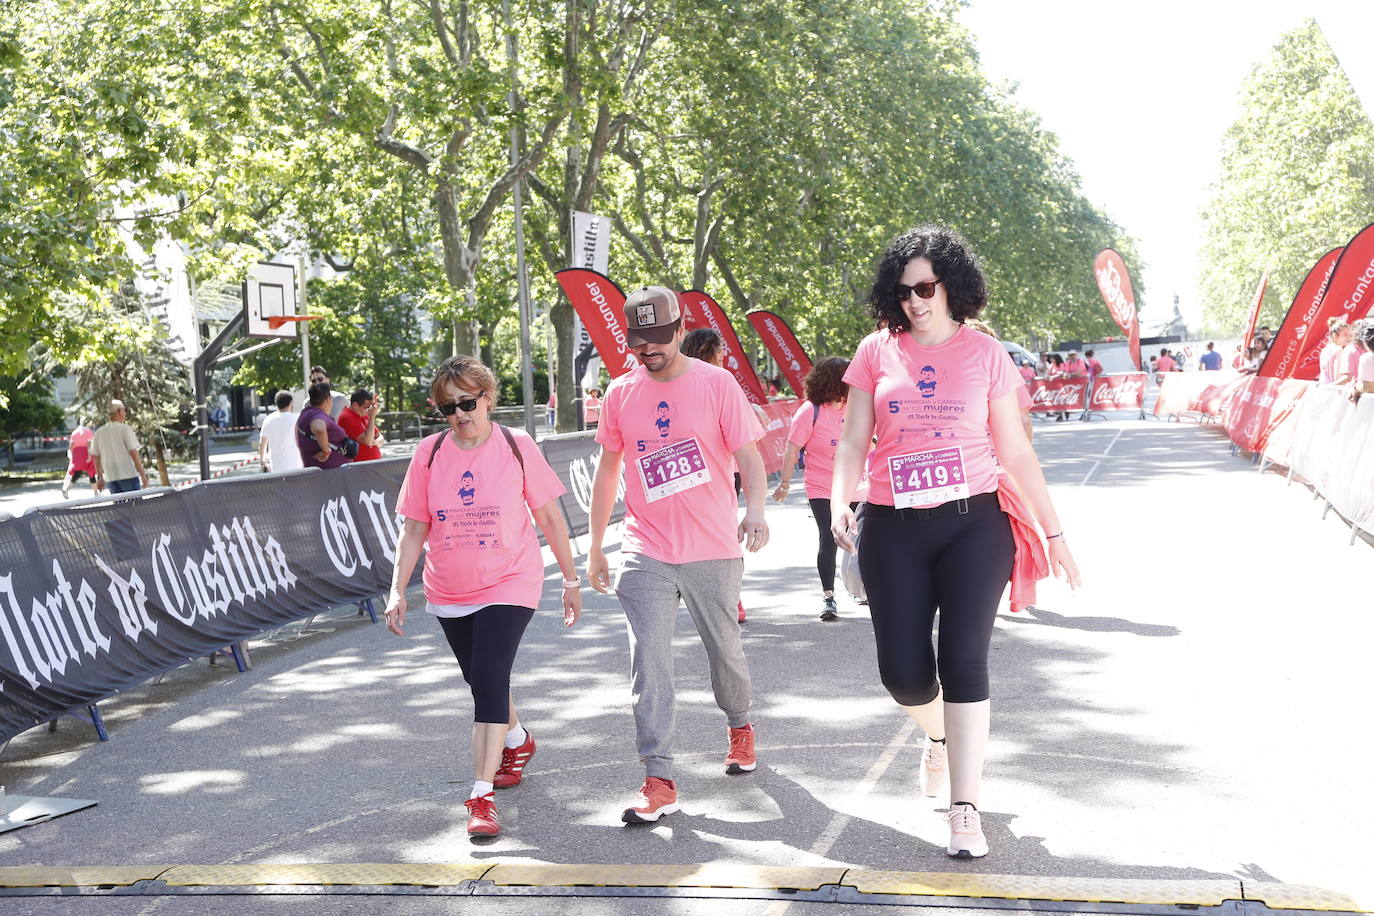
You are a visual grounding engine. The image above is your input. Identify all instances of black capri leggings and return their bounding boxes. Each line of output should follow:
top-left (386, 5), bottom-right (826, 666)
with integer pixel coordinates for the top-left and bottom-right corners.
top-left (808, 498), bottom-right (858, 593)
top-left (857, 499), bottom-right (1014, 705)
top-left (437, 605), bottom-right (536, 723)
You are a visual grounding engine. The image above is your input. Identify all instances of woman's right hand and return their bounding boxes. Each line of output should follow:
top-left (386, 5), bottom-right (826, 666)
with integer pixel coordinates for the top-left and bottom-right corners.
top-left (770, 481), bottom-right (789, 502)
top-left (384, 591), bottom-right (407, 636)
top-left (831, 503), bottom-right (858, 554)
top-left (588, 548), bottom-right (612, 594)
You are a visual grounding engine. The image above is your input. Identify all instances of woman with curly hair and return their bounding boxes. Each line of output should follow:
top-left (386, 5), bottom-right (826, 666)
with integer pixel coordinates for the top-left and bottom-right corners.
top-left (771, 357), bottom-right (859, 621)
top-left (830, 225), bottom-right (1081, 858)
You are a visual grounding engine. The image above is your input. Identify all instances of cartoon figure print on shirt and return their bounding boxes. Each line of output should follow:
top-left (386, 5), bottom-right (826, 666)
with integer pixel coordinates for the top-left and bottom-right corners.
top-left (917, 365), bottom-right (942, 398)
top-left (887, 364), bottom-right (958, 445)
top-left (655, 400), bottom-right (672, 438)
top-left (440, 467), bottom-right (501, 551)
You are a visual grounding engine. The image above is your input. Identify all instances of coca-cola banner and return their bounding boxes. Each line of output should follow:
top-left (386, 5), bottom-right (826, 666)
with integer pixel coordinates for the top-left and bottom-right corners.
top-left (1086, 373), bottom-right (1147, 412)
top-left (678, 290), bottom-right (769, 405)
top-left (1259, 247), bottom-right (1343, 379)
top-left (555, 268), bottom-right (639, 378)
top-left (1028, 377), bottom-right (1089, 413)
top-left (0, 461), bottom-right (419, 743)
top-left (1285, 224), bottom-right (1374, 380)
top-left (1242, 271), bottom-right (1269, 354)
top-left (746, 311), bottom-right (814, 398)
top-left (1093, 249), bottom-right (1142, 370)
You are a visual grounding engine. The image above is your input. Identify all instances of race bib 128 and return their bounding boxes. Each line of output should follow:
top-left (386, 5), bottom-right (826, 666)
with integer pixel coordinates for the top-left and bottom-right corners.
top-left (636, 437), bottom-right (712, 503)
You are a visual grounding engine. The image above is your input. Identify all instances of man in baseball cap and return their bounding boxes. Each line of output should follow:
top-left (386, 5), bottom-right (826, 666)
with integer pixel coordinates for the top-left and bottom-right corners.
top-left (588, 284), bottom-right (770, 825)
top-left (622, 285), bottom-right (683, 347)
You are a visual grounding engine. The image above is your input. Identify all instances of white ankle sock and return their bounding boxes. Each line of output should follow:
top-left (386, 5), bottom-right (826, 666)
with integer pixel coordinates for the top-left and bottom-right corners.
top-left (504, 725), bottom-right (527, 749)
top-left (470, 780), bottom-right (494, 799)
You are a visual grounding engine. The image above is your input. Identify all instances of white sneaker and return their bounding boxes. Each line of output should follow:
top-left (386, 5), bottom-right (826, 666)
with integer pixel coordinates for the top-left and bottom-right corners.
top-left (946, 803), bottom-right (988, 858)
top-left (919, 737), bottom-right (947, 798)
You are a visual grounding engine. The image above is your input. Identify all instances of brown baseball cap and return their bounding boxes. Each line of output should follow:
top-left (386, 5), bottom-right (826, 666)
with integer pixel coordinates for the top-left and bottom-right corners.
top-left (623, 286), bottom-right (683, 346)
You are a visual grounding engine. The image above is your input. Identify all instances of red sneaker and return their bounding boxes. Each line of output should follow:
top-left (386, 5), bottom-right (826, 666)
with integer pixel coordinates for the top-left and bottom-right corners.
top-left (725, 723), bottom-right (757, 774)
top-left (737, 600), bottom-right (746, 622)
top-left (464, 793), bottom-right (500, 836)
top-left (494, 730), bottom-right (536, 788)
top-left (621, 777), bottom-right (679, 823)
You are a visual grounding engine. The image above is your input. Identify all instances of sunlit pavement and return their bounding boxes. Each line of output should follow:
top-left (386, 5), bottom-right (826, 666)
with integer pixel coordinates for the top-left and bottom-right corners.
top-left (1, 416), bottom-right (1369, 914)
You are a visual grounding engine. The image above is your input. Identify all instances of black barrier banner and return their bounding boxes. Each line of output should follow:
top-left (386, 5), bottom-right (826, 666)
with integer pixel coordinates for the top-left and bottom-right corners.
top-left (538, 431), bottom-right (625, 537)
top-left (0, 459), bottom-right (416, 742)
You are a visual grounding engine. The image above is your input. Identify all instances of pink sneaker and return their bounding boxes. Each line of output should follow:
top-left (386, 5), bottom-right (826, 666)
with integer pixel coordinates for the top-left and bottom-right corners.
top-left (920, 736), bottom-right (947, 798)
top-left (622, 777), bottom-right (679, 823)
top-left (725, 724), bottom-right (757, 774)
top-left (946, 803), bottom-right (988, 858)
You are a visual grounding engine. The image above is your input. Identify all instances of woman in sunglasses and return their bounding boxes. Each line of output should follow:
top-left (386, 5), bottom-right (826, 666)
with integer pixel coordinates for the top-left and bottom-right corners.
top-left (385, 356), bottom-right (582, 838)
top-left (831, 225), bottom-right (1081, 858)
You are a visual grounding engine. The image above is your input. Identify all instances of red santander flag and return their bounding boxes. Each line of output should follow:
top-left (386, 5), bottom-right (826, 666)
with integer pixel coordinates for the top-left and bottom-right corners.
top-left (554, 269), bottom-right (639, 378)
top-left (1283, 224), bottom-right (1374, 380)
top-left (1093, 249), bottom-right (1141, 370)
top-left (1241, 271), bottom-right (1268, 354)
top-left (746, 310), bottom-right (814, 398)
top-left (1258, 247), bottom-right (1343, 379)
top-left (678, 290), bottom-right (769, 404)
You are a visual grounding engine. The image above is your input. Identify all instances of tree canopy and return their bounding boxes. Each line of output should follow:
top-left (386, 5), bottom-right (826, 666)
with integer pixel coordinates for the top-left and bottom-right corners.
top-left (3, 0), bottom-right (1140, 426)
top-left (1198, 20), bottom-right (1374, 332)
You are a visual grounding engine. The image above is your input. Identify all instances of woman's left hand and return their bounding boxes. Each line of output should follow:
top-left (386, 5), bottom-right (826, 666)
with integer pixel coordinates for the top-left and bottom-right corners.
top-left (1047, 538), bottom-right (1082, 590)
top-left (562, 585), bottom-right (582, 627)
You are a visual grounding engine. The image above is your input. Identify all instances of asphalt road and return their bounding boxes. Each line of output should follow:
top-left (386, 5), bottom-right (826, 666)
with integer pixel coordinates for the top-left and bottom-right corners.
top-left (1, 415), bottom-right (1370, 914)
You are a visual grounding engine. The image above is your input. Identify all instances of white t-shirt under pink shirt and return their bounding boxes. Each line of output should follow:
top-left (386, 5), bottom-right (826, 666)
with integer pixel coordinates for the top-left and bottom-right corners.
top-left (597, 359), bottom-right (765, 565)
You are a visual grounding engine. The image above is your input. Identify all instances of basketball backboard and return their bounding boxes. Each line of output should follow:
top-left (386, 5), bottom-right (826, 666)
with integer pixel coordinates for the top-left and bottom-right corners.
top-left (245, 262), bottom-right (298, 339)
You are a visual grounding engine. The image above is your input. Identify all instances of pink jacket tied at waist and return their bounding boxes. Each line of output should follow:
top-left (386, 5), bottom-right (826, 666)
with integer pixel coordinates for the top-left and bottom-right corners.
top-left (996, 474), bottom-right (1048, 612)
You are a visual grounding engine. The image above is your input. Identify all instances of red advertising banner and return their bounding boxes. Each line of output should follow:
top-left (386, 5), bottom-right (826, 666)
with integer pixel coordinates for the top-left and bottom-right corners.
top-left (1286, 224), bottom-right (1374, 380)
top-left (554, 269), bottom-right (639, 378)
top-left (1241, 270), bottom-right (1269, 353)
top-left (678, 290), bottom-right (768, 405)
top-left (1258, 247), bottom-right (1343, 379)
top-left (1093, 249), bottom-right (1142, 370)
top-left (756, 398), bottom-right (800, 476)
top-left (746, 310), bottom-right (814, 398)
top-left (1028, 377), bottom-right (1089, 413)
top-left (1086, 373), bottom-right (1147, 411)
top-left (1223, 375), bottom-right (1312, 453)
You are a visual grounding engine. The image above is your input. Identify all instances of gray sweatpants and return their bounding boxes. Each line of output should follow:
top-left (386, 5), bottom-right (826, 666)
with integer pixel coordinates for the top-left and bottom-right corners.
top-left (615, 553), bottom-right (752, 780)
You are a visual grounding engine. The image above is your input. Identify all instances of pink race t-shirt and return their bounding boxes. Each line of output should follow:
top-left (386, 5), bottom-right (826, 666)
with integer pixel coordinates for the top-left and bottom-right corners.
top-left (787, 401), bottom-right (857, 501)
top-left (396, 425), bottom-right (565, 609)
top-left (844, 325), bottom-right (1019, 508)
top-left (69, 426), bottom-right (95, 472)
top-left (1358, 351), bottom-right (1374, 383)
top-left (597, 359), bottom-right (764, 564)
top-left (1156, 354), bottom-right (1176, 372)
top-left (1341, 343), bottom-right (1361, 381)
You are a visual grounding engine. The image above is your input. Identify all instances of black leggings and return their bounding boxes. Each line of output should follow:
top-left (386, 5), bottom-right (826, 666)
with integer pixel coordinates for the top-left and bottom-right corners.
top-left (437, 605), bottom-right (536, 723)
top-left (858, 502), bottom-right (1014, 705)
top-left (808, 498), bottom-right (858, 593)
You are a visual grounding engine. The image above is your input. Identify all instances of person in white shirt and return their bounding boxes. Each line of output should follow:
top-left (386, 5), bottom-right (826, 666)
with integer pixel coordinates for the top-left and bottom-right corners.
top-left (90, 400), bottom-right (148, 494)
top-left (258, 390), bottom-right (304, 472)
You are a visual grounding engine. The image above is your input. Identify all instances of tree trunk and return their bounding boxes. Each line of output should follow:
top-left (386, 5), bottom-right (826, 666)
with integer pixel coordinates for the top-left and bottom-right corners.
top-left (552, 298), bottom-right (576, 432)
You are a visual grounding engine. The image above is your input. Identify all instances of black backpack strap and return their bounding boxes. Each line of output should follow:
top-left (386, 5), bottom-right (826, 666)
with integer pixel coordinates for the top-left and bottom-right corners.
top-left (426, 432), bottom-right (446, 468)
top-left (499, 424), bottom-right (525, 479)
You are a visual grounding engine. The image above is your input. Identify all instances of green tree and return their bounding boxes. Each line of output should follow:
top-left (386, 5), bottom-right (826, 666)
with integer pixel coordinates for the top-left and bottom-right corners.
top-left (0, 376), bottom-right (65, 469)
top-left (1198, 20), bottom-right (1374, 332)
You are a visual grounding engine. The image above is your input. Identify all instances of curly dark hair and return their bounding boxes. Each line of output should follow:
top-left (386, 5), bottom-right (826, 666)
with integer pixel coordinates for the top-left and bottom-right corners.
top-left (805, 357), bottom-right (850, 406)
top-left (681, 328), bottom-right (723, 364)
top-left (868, 224), bottom-right (987, 334)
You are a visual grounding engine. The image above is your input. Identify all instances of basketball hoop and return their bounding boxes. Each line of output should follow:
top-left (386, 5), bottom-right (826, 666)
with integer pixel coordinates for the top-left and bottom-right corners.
top-left (266, 314), bottom-right (324, 330)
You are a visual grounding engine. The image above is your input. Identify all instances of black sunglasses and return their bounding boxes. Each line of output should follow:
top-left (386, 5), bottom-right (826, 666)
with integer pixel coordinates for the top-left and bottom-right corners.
top-left (894, 279), bottom-right (941, 302)
top-left (436, 393), bottom-right (484, 416)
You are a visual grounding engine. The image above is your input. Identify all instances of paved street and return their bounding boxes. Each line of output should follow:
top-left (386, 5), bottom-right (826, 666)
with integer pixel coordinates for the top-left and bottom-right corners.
top-left (1, 417), bottom-right (1369, 913)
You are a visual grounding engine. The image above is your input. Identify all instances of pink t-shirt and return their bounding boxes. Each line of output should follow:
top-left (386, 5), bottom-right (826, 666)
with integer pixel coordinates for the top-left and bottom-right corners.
top-left (1341, 343), bottom-right (1361, 381)
top-left (396, 426), bottom-right (565, 609)
top-left (1061, 358), bottom-right (1087, 377)
top-left (596, 359), bottom-right (764, 564)
top-left (1358, 351), bottom-right (1374, 383)
top-left (844, 325), bottom-right (1018, 508)
top-left (1156, 354), bottom-right (1176, 372)
top-left (68, 426), bottom-right (95, 472)
top-left (787, 401), bottom-right (857, 501)
top-left (1318, 343), bottom-right (1343, 383)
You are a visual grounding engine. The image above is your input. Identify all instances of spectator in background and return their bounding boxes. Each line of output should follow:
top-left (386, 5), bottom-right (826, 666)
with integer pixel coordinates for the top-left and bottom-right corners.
top-left (1017, 360), bottom-right (1035, 383)
top-left (1257, 326), bottom-right (1274, 348)
top-left (1148, 355), bottom-right (1159, 374)
top-left (546, 389), bottom-right (557, 426)
top-left (210, 403), bottom-right (228, 431)
top-left (258, 390), bottom-right (304, 472)
top-left (1199, 342), bottom-right (1223, 371)
top-left (1061, 350), bottom-right (1087, 378)
top-left (1084, 348), bottom-right (1104, 381)
top-left (61, 419), bottom-right (96, 499)
top-left (308, 366), bottom-right (348, 419)
top-left (90, 400), bottom-right (148, 494)
top-left (583, 388), bottom-right (602, 427)
top-left (1231, 344), bottom-right (1246, 369)
top-left (1319, 318), bottom-right (1355, 385)
top-left (338, 388), bottom-right (385, 461)
top-left (297, 383), bottom-right (352, 469)
top-left (1045, 353), bottom-right (1065, 377)
top-left (1036, 351), bottom-right (1050, 376)
top-left (1351, 321), bottom-right (1374, 399)
top-left (767, 376), bottom-right (783, 398)
top-left (1156, 348), bottom-right (1177, 373)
